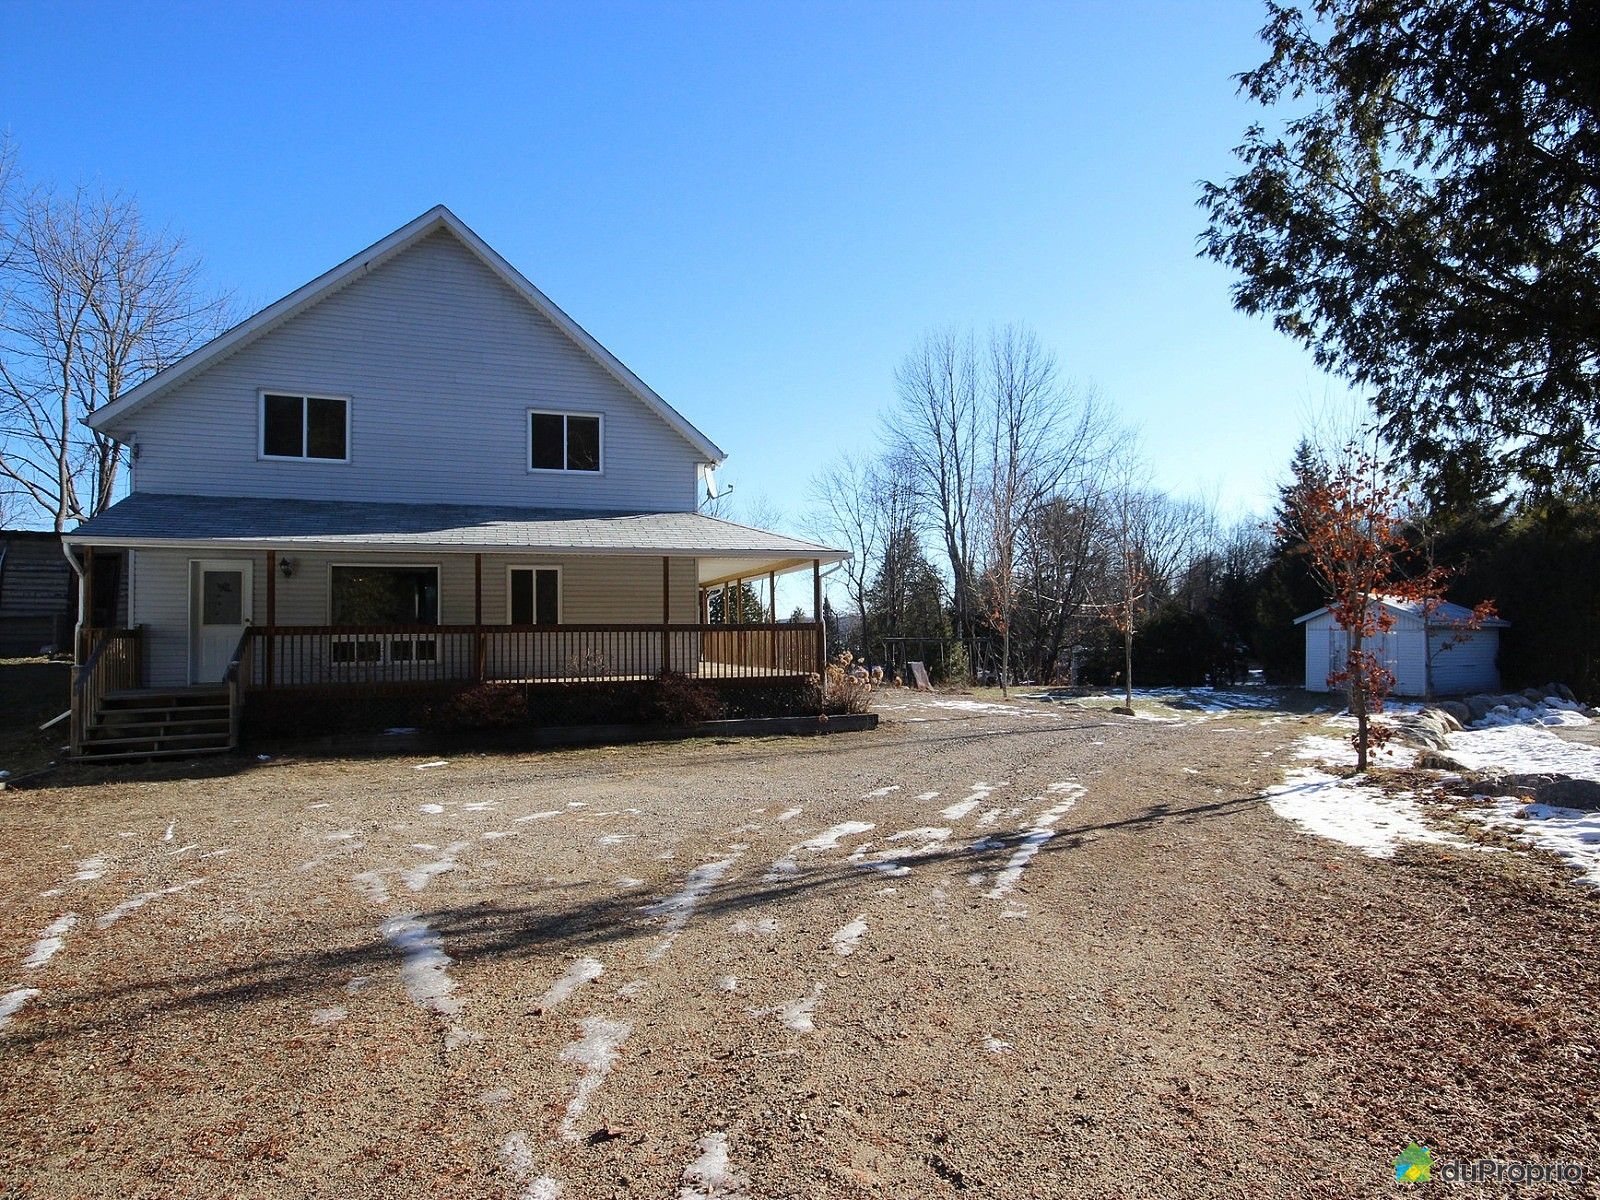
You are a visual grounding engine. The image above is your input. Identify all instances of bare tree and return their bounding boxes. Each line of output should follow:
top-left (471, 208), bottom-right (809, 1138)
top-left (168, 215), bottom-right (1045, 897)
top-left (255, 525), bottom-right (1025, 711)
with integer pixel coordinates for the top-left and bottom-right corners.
top-left (0, 176), bottom-right (228, 529)
top-left (977, 325), bottom-right (1115, 694)
top-left (808, 450), bottom-right (920, 655)
top-left (888, 328), bottom-right (980, 644)
top-left (1102, 444), bottom-right (1207, 710)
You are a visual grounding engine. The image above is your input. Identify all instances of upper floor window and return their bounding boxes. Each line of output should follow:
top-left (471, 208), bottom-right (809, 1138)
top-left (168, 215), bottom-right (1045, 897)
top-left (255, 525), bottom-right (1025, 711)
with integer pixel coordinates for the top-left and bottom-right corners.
top-left (261, 392), bottom-right (349, 462)
top-left (529, 410), bottom-right (602, 473)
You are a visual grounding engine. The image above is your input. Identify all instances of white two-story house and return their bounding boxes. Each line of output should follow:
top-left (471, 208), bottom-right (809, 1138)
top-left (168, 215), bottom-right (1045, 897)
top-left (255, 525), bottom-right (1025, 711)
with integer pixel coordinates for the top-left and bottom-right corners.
top-left (63, 206), bottom-right (845, 759)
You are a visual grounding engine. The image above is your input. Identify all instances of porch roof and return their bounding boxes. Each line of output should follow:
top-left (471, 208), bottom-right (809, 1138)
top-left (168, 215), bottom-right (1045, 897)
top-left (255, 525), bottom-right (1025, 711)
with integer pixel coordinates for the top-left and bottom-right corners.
top-left (65, 493), bottom-right (848, 585)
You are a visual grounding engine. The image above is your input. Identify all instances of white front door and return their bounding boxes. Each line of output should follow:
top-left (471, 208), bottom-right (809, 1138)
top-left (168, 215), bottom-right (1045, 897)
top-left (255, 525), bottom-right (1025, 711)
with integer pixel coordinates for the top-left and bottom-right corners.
top-left (190, 559), bottom-right (253, 683)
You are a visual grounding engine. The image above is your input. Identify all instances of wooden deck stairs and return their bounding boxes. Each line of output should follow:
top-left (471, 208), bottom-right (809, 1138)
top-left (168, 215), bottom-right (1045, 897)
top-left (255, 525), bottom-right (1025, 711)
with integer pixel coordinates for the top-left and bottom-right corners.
top-left (76, 686), bottom-right (235, 763)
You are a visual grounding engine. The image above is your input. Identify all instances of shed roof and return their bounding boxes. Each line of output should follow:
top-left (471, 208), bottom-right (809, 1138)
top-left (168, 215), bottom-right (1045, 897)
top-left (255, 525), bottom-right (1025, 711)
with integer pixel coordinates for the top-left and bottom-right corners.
top-left (1294, 597), bottom-right (1509, 628)
top-left (63, 493), bottom-right (848, 586)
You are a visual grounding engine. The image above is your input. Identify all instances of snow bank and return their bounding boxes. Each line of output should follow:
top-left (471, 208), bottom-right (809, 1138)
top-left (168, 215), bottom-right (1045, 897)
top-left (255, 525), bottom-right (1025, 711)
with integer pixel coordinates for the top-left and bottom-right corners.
top-left (1468, 802), bottom-right (1600, 886)
top-left (1445, 726), bottom-right (1600, 781)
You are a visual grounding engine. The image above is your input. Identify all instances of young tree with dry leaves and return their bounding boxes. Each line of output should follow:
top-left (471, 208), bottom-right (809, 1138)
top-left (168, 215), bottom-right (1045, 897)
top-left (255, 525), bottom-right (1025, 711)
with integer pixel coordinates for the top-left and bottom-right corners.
top-left (1284, 444), bottom-right (1495, 769)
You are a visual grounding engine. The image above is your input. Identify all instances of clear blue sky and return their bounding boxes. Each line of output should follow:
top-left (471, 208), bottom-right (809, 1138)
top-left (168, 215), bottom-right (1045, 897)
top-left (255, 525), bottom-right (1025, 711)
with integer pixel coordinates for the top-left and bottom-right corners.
top-left (2, 0), bottom-right (1344, 534)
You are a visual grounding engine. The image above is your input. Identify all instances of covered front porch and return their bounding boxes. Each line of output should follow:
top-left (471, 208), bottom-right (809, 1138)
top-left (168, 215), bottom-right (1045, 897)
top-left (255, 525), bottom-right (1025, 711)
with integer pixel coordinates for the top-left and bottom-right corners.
top-left (62, 495), bottom-right (847, 759)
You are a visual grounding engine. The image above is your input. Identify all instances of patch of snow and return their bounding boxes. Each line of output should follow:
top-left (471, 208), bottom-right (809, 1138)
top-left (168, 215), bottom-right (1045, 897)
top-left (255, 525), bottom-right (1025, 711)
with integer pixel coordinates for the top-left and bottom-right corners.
top-left (345, 975), bottom-right (372, 994)
top-left (717, 975), bottom-right (739, 992)
top-left (463, 801), bottom-right (497, 812)
top-left (72, 855), bottom-right (107, 882)
top-left (324, 829), bottom-right (358, 842)
top-left (679, 1130), bottom-right (749, 1200)
top-left (616, 979), bottom-right (648, 998)
top-left (419, 803), bottom-right (445, 814)
top-left (779, 985), bottom-right (822, 1032)
top-left (615, 876), bottom-right (644, 889)
top-left (535, 958), bottom-right (605, 1013)
top-left (558, 1016), bottom-right (632, 1140)
top-left (0, 987), bottom-right (41, 1031)
top-left (1266, 766), bottom-right (1462, 857)
top-left (829, 915), bottom-right (868, 956)
top-left (379, 913), bottom-right (462, 1017)
top-left (1472, 698), bottom-right (1592, 730)
top-left (352, 871), bottom-right (392, 904)
top-left (514, 810), bottom-right (562, 823)
top-left (914, 791), bottom-right (940, 802)
top-left (984, 785), bottom-right (1085, 900)
top-left (401, 841), bottom-right (469, 891)
top-left (161, 822), bottom-right (174, 842)
top-left (1467, 800), bottom-right (1600, 886)
top-left (796, 821), bottom-right (876, 852)
top-left (942, 784), bottom-right (998, 820)
top-left (483, 830), bottom-right (515, 840)
top-left (95, 877), bottom-right (206, 928)
top-left (642, 852), bottom-right (740, 960)
top-left (502, 1130), bottom-right (563, 1200)
top-left (776, 806), bottom-right (804, 822)
top-left (731, 917), bottom-right (779, 935)
top-left (598, 833), bottom-right (637, 845)
top-left (21, 914), bottom-right (76, 969)
top-left (862, 785), bottom-right (900, 798)
top-left (311, 1005), bottom-right (347, 1026)
top-left (414, 760), bottom-right (449, 770)
top-left (983, 1035), bottom-right (1014, 1054)
top-left (1445, 725), bottom-right (1600, 780)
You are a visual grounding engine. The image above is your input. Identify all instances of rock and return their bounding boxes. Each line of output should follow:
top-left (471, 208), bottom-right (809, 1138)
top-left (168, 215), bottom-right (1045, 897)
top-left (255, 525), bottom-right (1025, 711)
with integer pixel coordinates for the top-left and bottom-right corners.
top-left (1554, 683), bottom-right (1578, 703)
top-left (1110, 705), bottom-right (1135, 717)
top-left (1465, 694), bottom-right (1498, 721)
top-left (1418, 751), bottom-right (1469, 772)
top-left (1432, 700), bottom-right (1471, 727)
top-left (1387, 712), bottom-right (1451, 751)
top-left (1522, 687), bottom-right (1548, 706)
top-left (1476, 773), bottom-right (1600, 811)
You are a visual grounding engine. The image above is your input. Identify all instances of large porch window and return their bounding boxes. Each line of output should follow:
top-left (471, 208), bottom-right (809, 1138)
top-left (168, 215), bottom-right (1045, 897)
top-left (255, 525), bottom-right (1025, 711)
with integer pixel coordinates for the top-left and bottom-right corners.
top-left (329, 564), bottom-right (440, 665)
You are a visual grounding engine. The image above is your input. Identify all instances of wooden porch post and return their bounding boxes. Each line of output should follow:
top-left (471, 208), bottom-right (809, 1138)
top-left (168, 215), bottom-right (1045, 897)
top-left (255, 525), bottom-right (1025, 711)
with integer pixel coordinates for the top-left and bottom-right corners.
top-left (812, 558), bottom-right (825, 677)
top-left (474, 554), bottom-right (485, 681)
top-left (82, 546), bottom-right (95, 639)
top-left (661, 556), bottom-right (672, 675)
top-left (768, 570), bottom-right (777, 622)
top-left (265, 550), bottom-right (276, 689)
top-left (699, 588), bottom-right (708, 624)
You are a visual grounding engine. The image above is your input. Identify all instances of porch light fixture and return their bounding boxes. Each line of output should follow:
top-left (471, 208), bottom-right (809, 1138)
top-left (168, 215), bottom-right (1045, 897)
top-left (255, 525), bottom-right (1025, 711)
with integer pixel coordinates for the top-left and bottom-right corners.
top-left (279, 557), bottom-right (296, 578)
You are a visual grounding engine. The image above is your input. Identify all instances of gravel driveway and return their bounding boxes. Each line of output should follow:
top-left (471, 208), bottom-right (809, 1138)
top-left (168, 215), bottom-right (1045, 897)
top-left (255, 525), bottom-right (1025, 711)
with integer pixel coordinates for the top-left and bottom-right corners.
top-left (2, 693), bottom-right (1595, 1198)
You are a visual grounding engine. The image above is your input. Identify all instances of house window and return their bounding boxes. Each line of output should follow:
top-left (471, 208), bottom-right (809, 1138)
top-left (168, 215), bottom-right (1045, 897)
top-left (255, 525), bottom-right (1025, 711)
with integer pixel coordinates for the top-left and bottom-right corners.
top-left (261, 392), bottom-right (349, 461)
top-left (528, 411), bottom-right (602, 473)
top-left (329, 564), bottom-right (438, 664)
top-left (508, 567), bottom-right (560, 625)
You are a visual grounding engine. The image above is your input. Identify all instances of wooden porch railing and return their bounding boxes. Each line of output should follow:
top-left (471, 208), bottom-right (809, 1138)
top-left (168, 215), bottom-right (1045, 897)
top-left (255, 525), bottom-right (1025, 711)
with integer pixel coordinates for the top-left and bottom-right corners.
top-left (239, 622), bottom-right (822, 690)
top-left (69, 627), bottom-right (142, 755)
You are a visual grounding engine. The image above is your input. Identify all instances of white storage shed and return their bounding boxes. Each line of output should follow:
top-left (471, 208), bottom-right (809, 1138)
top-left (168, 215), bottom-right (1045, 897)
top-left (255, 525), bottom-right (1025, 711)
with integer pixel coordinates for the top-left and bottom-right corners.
top-left (1296, 598), bottom-right (1509, 698)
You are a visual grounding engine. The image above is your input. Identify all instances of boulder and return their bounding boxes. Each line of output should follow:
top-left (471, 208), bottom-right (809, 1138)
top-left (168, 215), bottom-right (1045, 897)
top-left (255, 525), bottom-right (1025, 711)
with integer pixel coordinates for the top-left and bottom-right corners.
top-left (1465, 694), bottom-right (1499, 721)
top-left (1418, 750), bottom-right (1469, 772)
top-left (1387, 712), bottom-right (1452, 751)
top-left (1432, 700), bottom-right (1471, 727)
top-left (1522, 687), bottom-right (1548, 706)
top-left (1554, 683), bottom-right (1578, 704)
top-left (1476, 773), bottom-right (1600, 811)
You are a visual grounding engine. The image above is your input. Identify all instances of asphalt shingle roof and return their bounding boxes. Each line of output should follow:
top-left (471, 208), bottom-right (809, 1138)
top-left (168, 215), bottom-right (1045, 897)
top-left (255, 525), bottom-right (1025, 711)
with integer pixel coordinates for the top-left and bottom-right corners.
top-left (66, 493), bottom-right (848, 561)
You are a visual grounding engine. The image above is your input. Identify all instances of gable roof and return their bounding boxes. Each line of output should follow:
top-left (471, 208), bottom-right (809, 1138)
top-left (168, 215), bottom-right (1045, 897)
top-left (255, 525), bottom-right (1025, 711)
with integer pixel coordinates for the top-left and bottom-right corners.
top-left (1294, 597), bottom-right (1510, 628)
top-left (84, 206), bottom-right (726, 464)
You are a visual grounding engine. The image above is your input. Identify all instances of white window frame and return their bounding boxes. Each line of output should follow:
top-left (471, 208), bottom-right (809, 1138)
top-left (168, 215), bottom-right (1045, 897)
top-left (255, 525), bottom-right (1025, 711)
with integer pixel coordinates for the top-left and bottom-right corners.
top-left (505, 564), bottom-right (562, 625)
top-left (327, 561), bottom-right (441, 667)
top-left (527, 409), bottom-right (604, 475)
top-left (258, 389), bottom-right (352, 464)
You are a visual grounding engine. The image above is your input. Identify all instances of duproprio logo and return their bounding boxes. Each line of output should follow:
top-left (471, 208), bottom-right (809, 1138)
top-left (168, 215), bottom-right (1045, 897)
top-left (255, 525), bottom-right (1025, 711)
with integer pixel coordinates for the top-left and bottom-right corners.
top-left (1395, 1143), bottom-right (1433, 1183)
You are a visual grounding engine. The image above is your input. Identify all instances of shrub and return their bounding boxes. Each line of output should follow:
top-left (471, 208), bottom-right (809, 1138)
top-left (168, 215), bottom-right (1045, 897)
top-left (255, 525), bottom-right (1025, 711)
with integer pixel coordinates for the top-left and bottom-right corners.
top-left (641, 673), bottom-right (725, 725)
top-left (823, 650), bottom-right (877, 714)
top-left (425, 684), bottom-right (529, 731)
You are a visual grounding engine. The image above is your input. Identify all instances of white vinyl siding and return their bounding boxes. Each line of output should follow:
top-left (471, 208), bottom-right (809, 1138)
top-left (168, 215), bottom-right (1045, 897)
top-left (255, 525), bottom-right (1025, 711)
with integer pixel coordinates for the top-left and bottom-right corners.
top-left (1304, 608), bottom-right (1500, 697)
top-left (118, 230), bottom-right (703, 511)
top-left (129, 548), bottom-right (697, 686)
